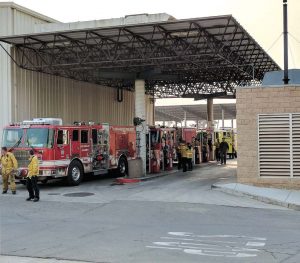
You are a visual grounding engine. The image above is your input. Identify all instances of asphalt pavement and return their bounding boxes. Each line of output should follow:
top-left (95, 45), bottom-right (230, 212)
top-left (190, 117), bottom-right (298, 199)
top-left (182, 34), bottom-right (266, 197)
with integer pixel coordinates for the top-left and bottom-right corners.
top-left (1, 160), bottom-right (300, 263)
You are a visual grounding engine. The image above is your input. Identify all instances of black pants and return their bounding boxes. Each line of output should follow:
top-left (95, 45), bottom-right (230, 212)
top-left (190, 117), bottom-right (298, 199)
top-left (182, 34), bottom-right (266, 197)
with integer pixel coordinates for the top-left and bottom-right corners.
top-left (177, 153), bottom-right (182, 170)
top-left (188, 158), bottom-right (193, 171)
top-left (26, 177), bottom-right (39, 199)
top-left (215, 148), bottom-right (220, 162)
top-left (220, 152), bottom-right (227, 164)
top-left (182, 157), bottom-right (188, 172)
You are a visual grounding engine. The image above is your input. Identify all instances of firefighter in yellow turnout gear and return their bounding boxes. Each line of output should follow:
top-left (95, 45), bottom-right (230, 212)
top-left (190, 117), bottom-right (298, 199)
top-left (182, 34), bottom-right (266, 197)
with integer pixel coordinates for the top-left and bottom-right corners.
top-left (1, 147), bottom-right (18, 194)
top-left (26, 150), bottom-right (40, 202)
top-left (186, 143), bottom-right (193, 171)
top-left (179, 142), bottom-right (189, 172)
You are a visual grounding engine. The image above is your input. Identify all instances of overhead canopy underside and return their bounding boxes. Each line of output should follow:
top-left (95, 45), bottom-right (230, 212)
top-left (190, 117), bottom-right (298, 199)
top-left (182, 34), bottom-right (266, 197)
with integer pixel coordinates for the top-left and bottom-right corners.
top-left (0, 15), bottom-right (280, 98)
top-left (156, 103), bottom-right (236, 122)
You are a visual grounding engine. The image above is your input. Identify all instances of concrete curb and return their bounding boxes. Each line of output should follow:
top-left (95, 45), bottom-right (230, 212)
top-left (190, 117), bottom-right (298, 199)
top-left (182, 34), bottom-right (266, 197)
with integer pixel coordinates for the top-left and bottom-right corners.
top-left (212, 183), bottom-right (300, 211)
top-left (139, 169), bottom-right (179, 181)
top-left (114, 169), bottom-right (179, 184)
top-left (115, 162), bottom-right (215, 184)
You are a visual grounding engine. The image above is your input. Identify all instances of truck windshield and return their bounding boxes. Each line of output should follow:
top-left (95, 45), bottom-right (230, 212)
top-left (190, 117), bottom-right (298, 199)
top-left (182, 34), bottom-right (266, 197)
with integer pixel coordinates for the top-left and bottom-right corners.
top-left (25, 128), bottom-right (54, 148)
top-left (2, 129), bottom-right (24, 148)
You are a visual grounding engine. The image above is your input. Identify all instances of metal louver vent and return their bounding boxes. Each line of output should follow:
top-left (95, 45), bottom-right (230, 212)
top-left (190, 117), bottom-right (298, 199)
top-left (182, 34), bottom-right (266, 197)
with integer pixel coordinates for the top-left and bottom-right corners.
top-left (258, 114), bottom-right (291, 177)
top-left (292, 114), bottom-right (300, 177)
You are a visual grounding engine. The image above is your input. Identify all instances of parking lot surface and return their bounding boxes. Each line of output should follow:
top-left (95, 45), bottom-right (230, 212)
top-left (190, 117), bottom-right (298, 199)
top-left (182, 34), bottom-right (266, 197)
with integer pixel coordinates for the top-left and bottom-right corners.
top-left (1, 161), bottom-right (300, 263)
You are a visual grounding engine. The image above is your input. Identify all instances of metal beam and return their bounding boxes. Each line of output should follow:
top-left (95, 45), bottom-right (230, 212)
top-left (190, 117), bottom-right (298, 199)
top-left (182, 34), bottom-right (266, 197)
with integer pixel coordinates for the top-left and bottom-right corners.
top-left (181, 106), bottom-right (207, 120)
top-left (155, 109), bottom-right (182, 122)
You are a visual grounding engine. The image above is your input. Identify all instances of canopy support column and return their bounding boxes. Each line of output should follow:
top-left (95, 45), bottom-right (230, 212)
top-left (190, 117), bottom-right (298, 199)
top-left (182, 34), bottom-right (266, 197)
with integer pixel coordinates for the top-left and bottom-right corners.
top-left (207, 98), bottom-right (214, 161)
top-left (135, 79), bottom-right (146, 175)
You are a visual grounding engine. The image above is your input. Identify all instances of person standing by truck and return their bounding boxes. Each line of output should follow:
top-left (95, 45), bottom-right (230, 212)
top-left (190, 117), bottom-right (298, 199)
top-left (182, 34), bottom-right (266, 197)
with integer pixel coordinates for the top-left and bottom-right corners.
top-left (177, 139), bottom-right (186, 170)
top-left (214, 138), bottom-right (220, 162)
top-left (26, 150), bottom-right (40, 202)
top-left (219, 138), bottom-right (229, 165)
top-left (1, 147), bottom-right (18, 194)
top-left (186, 143), bottom-right (193, 171)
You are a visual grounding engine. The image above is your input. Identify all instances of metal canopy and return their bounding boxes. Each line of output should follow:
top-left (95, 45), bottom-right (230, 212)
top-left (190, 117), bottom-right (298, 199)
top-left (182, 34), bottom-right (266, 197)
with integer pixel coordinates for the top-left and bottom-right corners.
top-left (156, 103), bottom-right (236, 122)
top-left (0, 15), bottom-right (280, 98)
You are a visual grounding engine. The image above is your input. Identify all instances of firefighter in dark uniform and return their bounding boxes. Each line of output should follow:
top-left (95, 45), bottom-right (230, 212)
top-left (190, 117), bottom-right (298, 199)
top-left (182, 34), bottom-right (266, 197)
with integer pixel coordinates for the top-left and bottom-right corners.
top-left (219, 138), bottom-right (229, 165)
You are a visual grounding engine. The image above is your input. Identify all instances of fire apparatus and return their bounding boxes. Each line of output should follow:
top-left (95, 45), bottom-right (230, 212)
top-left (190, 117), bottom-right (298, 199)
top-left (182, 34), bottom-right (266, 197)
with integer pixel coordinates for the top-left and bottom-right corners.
top-left (214, 128), bottom-right (237, 159)
top-left (2, 118), bottom-right (137, 185)
top-left (178, 128), bottom-right (197, 144)
top-left (147, 126), bottom-right (176, 173)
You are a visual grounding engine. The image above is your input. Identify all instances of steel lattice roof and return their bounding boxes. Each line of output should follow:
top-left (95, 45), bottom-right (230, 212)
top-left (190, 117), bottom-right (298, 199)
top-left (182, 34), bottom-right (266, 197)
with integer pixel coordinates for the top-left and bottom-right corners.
top-left (0, 15), bottom-right (280, 98)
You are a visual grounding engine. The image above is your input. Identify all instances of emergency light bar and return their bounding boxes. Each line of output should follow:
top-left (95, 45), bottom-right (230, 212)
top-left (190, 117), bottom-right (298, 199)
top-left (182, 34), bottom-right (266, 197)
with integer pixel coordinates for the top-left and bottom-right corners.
top-left (21, 118), bottom-right (63, 126)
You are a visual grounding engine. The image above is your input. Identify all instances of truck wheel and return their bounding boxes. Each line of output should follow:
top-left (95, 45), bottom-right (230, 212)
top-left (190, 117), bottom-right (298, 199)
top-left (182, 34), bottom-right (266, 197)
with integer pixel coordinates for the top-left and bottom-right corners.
top-left (41, 179), bottom-right (48, 185)
top-left (67, 160), bottom-right (83, 186)
top-left (118, 157), bottom-right (128, 177)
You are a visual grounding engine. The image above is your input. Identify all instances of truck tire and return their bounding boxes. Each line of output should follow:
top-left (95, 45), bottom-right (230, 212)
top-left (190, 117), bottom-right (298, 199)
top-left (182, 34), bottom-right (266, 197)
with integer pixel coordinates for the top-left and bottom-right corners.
top-left (67, 160), bottom-right (83, 186)
top-left (118, 157), bottom-right (128, 177)
top-left (41, 178), bottom-right (48, 185)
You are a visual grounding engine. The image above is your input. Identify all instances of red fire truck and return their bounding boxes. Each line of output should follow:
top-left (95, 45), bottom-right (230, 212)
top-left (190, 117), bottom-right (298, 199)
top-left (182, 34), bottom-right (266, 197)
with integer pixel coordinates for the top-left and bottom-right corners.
top-left (147, 127), bottom-right (176, 173)
top-left (2, 118), bottom-right (137, 185)
top-left (180, 128), bottom-right (197, 144)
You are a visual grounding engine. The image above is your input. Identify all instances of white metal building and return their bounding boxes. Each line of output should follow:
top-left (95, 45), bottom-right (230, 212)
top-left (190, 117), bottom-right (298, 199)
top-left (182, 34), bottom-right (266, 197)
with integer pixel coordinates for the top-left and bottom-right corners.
top-left (0, 2), bottom-right (57, 142)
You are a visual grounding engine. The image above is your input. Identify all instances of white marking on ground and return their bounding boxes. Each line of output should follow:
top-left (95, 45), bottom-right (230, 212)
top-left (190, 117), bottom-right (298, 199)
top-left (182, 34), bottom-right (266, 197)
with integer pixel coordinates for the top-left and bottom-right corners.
top-left (146, 246), bottom-right (181, 250)
top-left (168, 232), bottom-right (266, 241)
top-left (246, 241), bottom-right (266, 247)
top-left (147, 232), bottom-right (267, 258)
top-left (161, 236), bottom-right (238, 244)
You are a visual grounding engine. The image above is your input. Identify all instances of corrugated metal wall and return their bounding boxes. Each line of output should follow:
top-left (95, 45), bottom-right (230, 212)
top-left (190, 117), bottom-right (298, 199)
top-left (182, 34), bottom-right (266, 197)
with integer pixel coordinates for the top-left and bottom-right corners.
top-left (12, 66), bottom-right (143, 126)
top-left (12, 66), bottom-right (154, 125)
top-left (0, 7), bottom-right (13, 143)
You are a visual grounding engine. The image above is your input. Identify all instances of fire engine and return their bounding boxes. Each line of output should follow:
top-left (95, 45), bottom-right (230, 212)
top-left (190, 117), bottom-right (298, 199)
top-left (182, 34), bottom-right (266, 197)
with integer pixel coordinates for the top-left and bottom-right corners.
top-left (147, 126), bottom-right (176, 173)
top-left (2, 118), bottom-right (137, 185)
top-left (214, 128), bottom-right (237, 159)
top-left (178, 128), bottom-right (197, 144)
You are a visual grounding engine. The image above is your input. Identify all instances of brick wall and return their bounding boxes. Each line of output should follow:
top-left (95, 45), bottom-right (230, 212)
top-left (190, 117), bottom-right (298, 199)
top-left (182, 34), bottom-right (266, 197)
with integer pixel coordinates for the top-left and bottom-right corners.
top-left (236, 85), bottom-right (300, 189)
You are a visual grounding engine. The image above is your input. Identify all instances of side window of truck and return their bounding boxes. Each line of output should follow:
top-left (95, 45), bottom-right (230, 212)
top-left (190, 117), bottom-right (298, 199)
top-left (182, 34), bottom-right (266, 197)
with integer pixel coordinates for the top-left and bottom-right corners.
top-left (72, 130), bottom-right (79, 141)
top-left (57, 130), bottom-right (69, 145)
top-left (81, 130), bottom-right (89, 144)
top-left (92, 129), bottom-right (97, 144)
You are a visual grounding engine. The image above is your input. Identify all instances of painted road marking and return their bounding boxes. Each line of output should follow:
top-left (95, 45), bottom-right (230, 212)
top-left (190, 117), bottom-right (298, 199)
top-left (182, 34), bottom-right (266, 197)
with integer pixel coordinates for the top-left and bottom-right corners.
top-left (168, 232), bottom-right (267, 240)
top-left (147, 232), bottom-right (267, 258)
top-left (246, 241), bottom-right (266, 247)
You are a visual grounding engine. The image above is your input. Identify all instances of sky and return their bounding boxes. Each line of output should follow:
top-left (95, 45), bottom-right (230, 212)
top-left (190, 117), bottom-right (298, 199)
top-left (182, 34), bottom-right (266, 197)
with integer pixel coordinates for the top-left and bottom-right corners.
top-left (2, 0), bottom-right (300, 109)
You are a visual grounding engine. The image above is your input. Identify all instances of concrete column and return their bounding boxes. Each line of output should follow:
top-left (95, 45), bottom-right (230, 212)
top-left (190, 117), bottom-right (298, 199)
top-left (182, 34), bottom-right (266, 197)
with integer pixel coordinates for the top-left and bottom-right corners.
top-left (152, 96), bottom-right (155, 125)
top-left (135, 79), bottom-right (146, 175)
top-left (222, 109), bottom-right (225, 128)
top-left (207, 98), bottom-right (214, 161)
